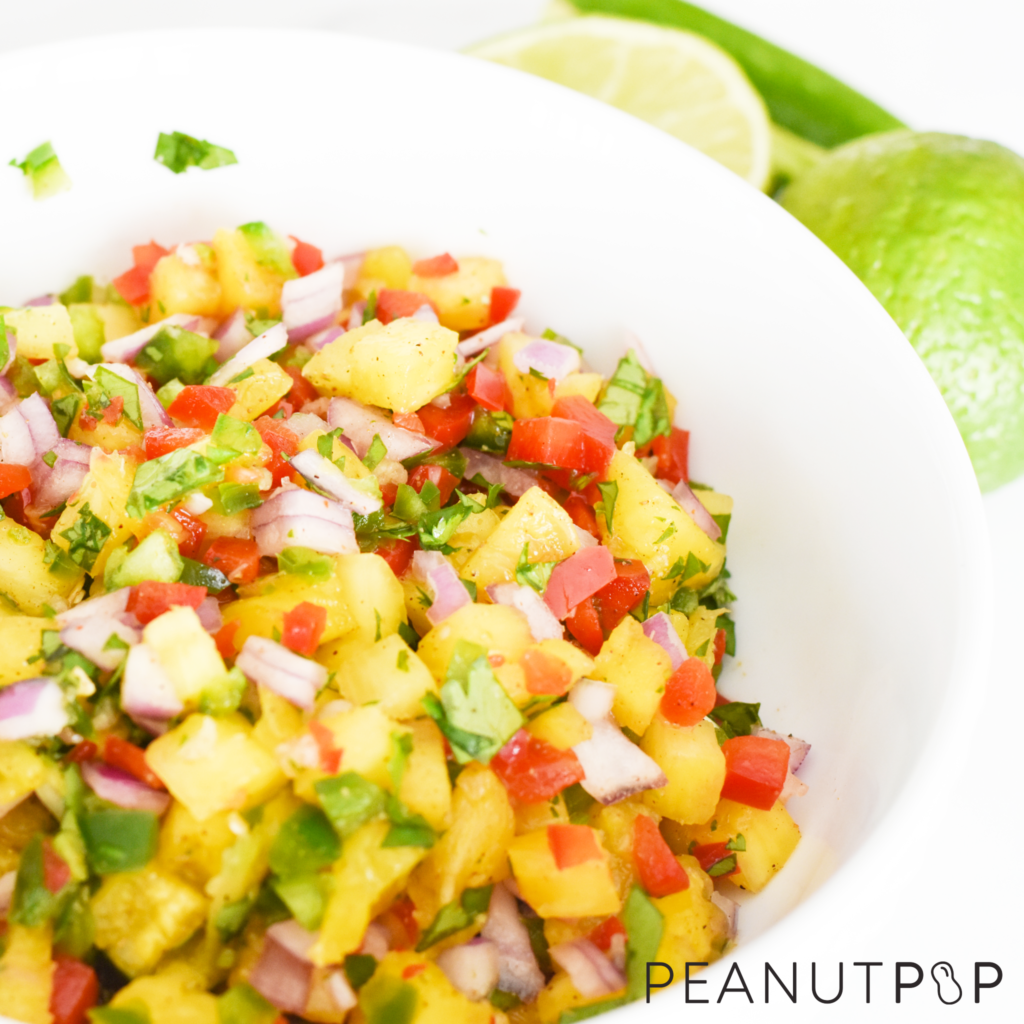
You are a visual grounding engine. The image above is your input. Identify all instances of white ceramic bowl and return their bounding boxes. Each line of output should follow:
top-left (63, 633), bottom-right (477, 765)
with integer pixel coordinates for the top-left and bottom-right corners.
top-left (0, 28), bottom-right (990, 1015)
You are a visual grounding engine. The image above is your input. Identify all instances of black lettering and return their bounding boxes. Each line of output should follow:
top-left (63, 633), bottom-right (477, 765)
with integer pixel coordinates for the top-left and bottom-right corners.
top-left (717, 962), bottom-right (753, 1003)
top-left (685, 963), bottom-right (709, 1003)
top-left (811, 962), bottom-right (843, 1004)
top-left (854, 961), bottom-right (883, 1003)
top-left (646, 962), bottom-right (673, 1003)
top-left (764, 962), bottom-right (796, 1003)
top-left (896, 962), bottom-right (923, 1003)
top-left (974, 962), bottom-right (1003, 1003)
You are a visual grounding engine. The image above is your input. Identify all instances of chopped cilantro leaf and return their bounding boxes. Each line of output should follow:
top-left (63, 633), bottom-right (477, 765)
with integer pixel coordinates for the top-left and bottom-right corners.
top-left (58, 503), bottom-right (111, 572)
top-left (363, 290), bottom-right (378, 324)
top-left (363, 434), bottom-right (387, 471)
top-left (9, 141), bottom-right (71, 199)
top-left (398, 620), bottom-right (420, 651)
top-left (633, 376), bottom-right (671, 448)
top-left (597, 349), bottom-right (647, 427)
top-left (51, 395), bottom-right (81, 437)
top-left (596, 480), bottom-right (618, 532)
top-left (708, 701), bottom-right (761, 741)
top-left (396, 650), bottom-right (409, 672)
top-left (514, 543), bottom-right (557, 593)
top-left (126, 448), bottom-right (224, 519)
top-left (93, 366), bottom-right (144, 431)
top-left (707, 855), bottom-right (738, 877)
top-left (654, 523), bottom-right (677, 544)
top-left (681, 551), bottom-right (710, 583)
top-left (726, 834), bottom-right (746, 852)
top-left (154, 131), bottom-right (238, 174)
top-left (277, 547), bottom-right (334, 580)
top-left (42, 451), bottom-right (57, 469)
top-left (416, 885), bottom-right (494, 952)
top-left (227, 367), bottom-right (255, 385)
top-left (237, 222), bottom-right (296, 278)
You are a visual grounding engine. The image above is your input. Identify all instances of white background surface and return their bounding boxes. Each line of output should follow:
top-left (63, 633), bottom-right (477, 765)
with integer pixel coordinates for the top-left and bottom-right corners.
top-left (3, 1), bottom-right (1022, 1020)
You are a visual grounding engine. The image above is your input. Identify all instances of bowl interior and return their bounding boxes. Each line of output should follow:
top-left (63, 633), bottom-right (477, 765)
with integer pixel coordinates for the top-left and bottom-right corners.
top-left (0, 28), bottom-right (988, 979)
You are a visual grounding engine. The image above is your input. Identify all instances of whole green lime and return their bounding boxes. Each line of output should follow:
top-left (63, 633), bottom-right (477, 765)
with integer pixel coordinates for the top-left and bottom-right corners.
top-left (782, 130), bottom-right (1024, 491)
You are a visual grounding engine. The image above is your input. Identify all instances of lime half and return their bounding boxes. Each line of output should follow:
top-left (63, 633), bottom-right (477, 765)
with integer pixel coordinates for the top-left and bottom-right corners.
top-left (466, 15), bottom-right (772, 190)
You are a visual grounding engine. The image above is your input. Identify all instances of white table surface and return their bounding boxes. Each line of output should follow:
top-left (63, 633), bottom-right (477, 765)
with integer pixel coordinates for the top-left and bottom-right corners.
top-left (3, 2), bottom-right (1021, 1020)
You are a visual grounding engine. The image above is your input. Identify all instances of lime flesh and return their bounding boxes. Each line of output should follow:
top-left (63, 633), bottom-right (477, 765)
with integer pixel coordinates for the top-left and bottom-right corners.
top-left (782, 131), bottom-right (1024, 491)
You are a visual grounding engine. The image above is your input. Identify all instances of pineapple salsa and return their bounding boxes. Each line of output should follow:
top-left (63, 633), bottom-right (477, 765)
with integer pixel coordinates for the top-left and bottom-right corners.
top-left (0, 225), bottom-right (808, 1024)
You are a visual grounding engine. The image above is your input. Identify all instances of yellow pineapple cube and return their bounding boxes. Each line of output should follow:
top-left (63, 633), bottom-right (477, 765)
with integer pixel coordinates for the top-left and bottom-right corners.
top-left (334, 634), bottom-right (438, 720)
top-left (353, 246), bottom-right (413, 299)
top-left (4, 305), bottom-right (77, 360)
top-left (399, 719), bottom-right (452, 832)
top-left (527, 702), bottom-right (592, 751)
top-left (212, 226), bottom-right (293, 316)
top-left (409, 256), bottom-right (506, 332)
top-left (417, 603), bottom-right (533, 684)
top-left (593, 616), bottom-right (672, 735)
top-left (143, 605), bottom-right (226, 706)
top-left (111, 965), bottom-right (219, 1024)
top-left (498, 332), bottom-right (555, 419)
top-left (227, 358), bottom-right (293, 420)
top-left (157, 802), bottom-right (237, 889)
top-left (0, 616), bottom-right (63, 686)
top-left (0, 923), bottom-right (53, 1024)
top-left (149, 248), bottom-right (223, 318)
top-left (641, 718), bottom-right (725, 824)
top-left (654, 858), bottom-right (730, 970)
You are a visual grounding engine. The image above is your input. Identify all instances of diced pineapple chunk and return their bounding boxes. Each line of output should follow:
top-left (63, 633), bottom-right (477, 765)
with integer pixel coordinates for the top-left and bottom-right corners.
top-left (353, 246), bottom-right (413, 300)
top-left (444, 506), bottom-right (503, 575)
top-left (149, 249), bottom-right (223, 318)
top-left (312, 819), bottom-right (427, 965)
top-left (143, 606), bottom-right (226, 706)
top-left (498, 332), bottom-right (556, 419)
top-left (227, 358), bottom-right (293, 420)
top-left (399, 719), bottom-right (452, 832)
top-left (0, 923), bottom-right (53, 1024)
top-left (212, 227), bottom-right (291, 316)
top-left (92, 867), bottom-right (207, 976)
top-left (640, 718), bottom-right (725, 825)
top-left (157, 802), bottom-right (237, 889)
top-left (686, 607), bottom-right (727, 669)
top-left (358, 951), bottom-right (492, 1024)
top-left (417, 603), bottom-right (533, 684)
top-left (145, 713), bottom-right (285, 822)
top-left (401, 577), bottom-right (435, 638)
top-left (554, 372), bottom-right (604, 404)
top-left (51, 447), bottom-right (142, 576)
top-left (92, 301), bottom-right (143, 341)
top-left (591, 799), bottom-right (650, 899)
top-left (654, 858), bottom-right (730, 969)
top-left (68, 416), bottom-right (144, 452)
top-left (593, 616), bottom-right (672, 736)
top-left (0, 616), bottom-right (60, 686)
top-left (252, 684), bottom-right (305, 753)
top-left (0, 741), bottom-right (50, 811)
top-left (515, 792), bottom-right (569, 834)
top-left (333, 634), bottom-right (437, 719)
top-left (461, 486), bottom-right (579, 592)
top-left (407, 765), bottom-right (513, 924)
top-left (679, 798), bottom-right (801, 893)
top-left (508, 827), bottom-right (620, 918)
top-left (111, 964), bottom-right (219, 1024)
top-left (5, 305), bottom-right (77, 360)
top-left (600, 450), bottom-right (725, 603)
top-left (409, 257), bottom-right (506, 332)
top-left (328, 552), bottom-right (407, 647)
top-left (527, 702), bottom-right (591, 751)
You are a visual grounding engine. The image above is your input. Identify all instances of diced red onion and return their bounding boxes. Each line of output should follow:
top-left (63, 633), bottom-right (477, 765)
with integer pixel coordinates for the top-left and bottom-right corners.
top-left (81, 761), bottom-right (169, 814)
top-left (412, 550), bottom-right (471, 627)
top-left (670, 480), bottom-right (721, 541)
top-left (573, 526), bottom-right (598, 549)
top-left (92, 363), bottom-right (172, 429)
top-left (780, 772), bottom-right (809, 802)
top-left (325, 970), bottom-right (357, 1012)
top-left (347, 302), bottom-right (366, 330)
top-left (710, 891), bottom-right (738, 941)
top-left (213, 308), bottom-right (252, 361)
top-left (121, 643), bottom-right (183, 722)
top-left (360, 921), bottom-right (390, 960)
top-left (0, 678), bottom-right (69, 740)
top-left (436, 939), bottom-right (500, 1002)
top-left (289, 450), bottom-right (383, 515)
top-left (328, 397), bottom-right (435, 461)
top-left (252, 485), bottom-right (360, 531)
top-left (207, 322), bottom-right (289, 387)
top-left (542, 546), bottom-right (616, 621)
top-left (0, 870), bottom-right (16, 918)
top-left (18, 393), bottom-right (61, 457)
top-left (24, 294), bottom-right (55, 307)
top-left (250, 920), bottom-right (316, 1014)
top-left (1, 329), bottom-right (15, 376)
top-left (459, 448), bottom-right (536, 498)
top-left (411, 304), bottom-right (439, 325)
top-left (641, 612), bottom-right (686, 671)
top-left (56, 588), bottom-right (129, 626)
top-left (752, 727), bottom-right (811, 773)
top-left (100, 313), bottom-right (198, 363)
top-left (512, 339), bottom-right (580, 382)
top-left (481, 882), bottom-right (545, 1002)
top-left (306, 326), bottom-right (345, 352)
top-left (236, 635), bottom-right (328, 710)
top-left (549, 939), bottom-right (626, 998)
top-left (0, 377), bottom-right (17, 416)
top-left (334, 251), bottom-right (365, 291)
top-left (282, 413), bottom-right (328, 440)
top-left (0, 406), bottom-right (35, 465)
top-left (59, 617), bottom-right (139, 673)
top-left (572, 720), bottom-right (668, 804)
top-left (32, 451), bottom-right (90, 511)
top-left (456, 317), bottom-right (526, 358)
top-left (568, 679), bottom-right (615, 723)
top-left (282, 262), bottom-right (345, 342)
top-left (196, 597), bottom-right (223, 634)
top-left (487, 584), bottom-right (563, 642)
top-left (252, 485), bottom-right (358, 557)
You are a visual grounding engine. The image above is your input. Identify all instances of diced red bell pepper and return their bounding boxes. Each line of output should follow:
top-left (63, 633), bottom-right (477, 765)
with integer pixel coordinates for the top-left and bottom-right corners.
top-left (547, 823), bottom-right (602, 870)
top-left (289, 236), bottom-right (324, 277)
top-left (374, 537), bottom-right (416, 578)
top-left (101, 396), bottom-right (124, 426)
top-left (65, 740), bottom-right (97, 764)
top-left (660, 657), bottom-right (717, 728)
top-left (215, 619), bottom-right (241, 660)
top-left (143, 427), bottom-right (206, 461)
top-left (412, 253), bottom-right (458, 277)
top-left (402, 963), bottom-right (427, 980)
top-left (563, 495), bottom-right (600, 540)
top-left (376, 289), bottom-right (436, 325)
top-left (507, 416), bottom-right (612, 476)
top-left (415, 393), bottom-right (475, 448)
top-left (593, 560), bottom-right (651, 632)
top-left (720, 736), bottom-right (790, 810)
top-left (169, 507), bottom-right (207, 558)
top-left (489, 286), bottom-right (521, 324)
top-left (714, 627), bottom-right (727, 666)
top-left (652, 427), bottom-right (690, 486)
top-left (392, 411), bottom-right (425, 433)
top-left (307, 719), bottom-right (342, 774)
top-left (282, 364), bottom-right (321, 410)
top-left (0, 464), bottom-right (32, 500)
top-left (491, 729), bottom-right (584, 803)
top-left (388, 895), bottom-right (420, 951)
top-left (203, 537), bottom-right (261, 585)
top-left (551, 395), bottom-right (618, 450)
top-left (168, 385), bottom-right (237, 431)
top-left (465, 363), bottom-right (507, 412)
top-left (112, 242), bottom-right (170, 306)
top-left (691, 841), bottom-right (739, 877)
top-left (103, 736), bottom-right (167, 791)
top-left (42, 839), bottom-right (71, 894)
top-left (633, 814), bottom-right (690, 897)
top-left (565, 595), bottom-right (603, 656)
top-left (49, 956), bottom-right (99, 1024)
top-left (126, 580), bottom-right (207, 625)
top-left (543, 546), bottom-right (617, 621)
top-left (282, 601), bottom-right (328, 657)
top-left (588, 916), bottom-right (626, 953)
top-left (408, 463), bottom-right (460, 507)
top-left (520, 648), bottom-right (572, 696)
top-left (380, 481), bottom-right (399, 507)
top-left (254, 415), bottom-right (301, 488)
